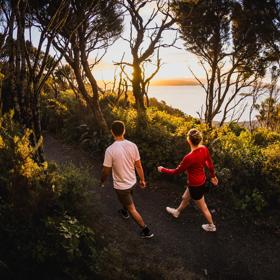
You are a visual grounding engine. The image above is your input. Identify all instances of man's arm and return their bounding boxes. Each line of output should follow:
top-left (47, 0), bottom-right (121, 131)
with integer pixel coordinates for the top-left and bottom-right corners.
top-left (135, 160), bottom-right (146, 188)
top-left (100, 166), bottom-right (111, 187)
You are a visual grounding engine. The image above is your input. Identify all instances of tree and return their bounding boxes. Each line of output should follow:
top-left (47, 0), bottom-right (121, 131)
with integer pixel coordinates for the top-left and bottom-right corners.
top-left (1, 0), bottom-right (71, 161)
top-left (0, 0), bottom-right (9, 114)
top-left (118, 0), bottom-right (176, 123)
top-left (256, 98), bottom-right (280, 131)
top-left (51, 0), bottom-right (123, 135)
top-left (0, 1), bottom-right (8, 60)
top-left (52, 64), bottom-right (80, 99)
top-left (174, 0), bottom-right (280, 127)
top-left (255, 66), bottom-right (280, 131)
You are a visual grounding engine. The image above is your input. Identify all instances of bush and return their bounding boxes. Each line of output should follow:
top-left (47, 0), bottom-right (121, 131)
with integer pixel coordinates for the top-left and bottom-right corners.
top-left (41, 89), bottom-right (280, 216)
top-left (110, 106), bottom-right (200, 179)
top-left (0, 112), bottom-right (99, 279)
top-left (261, 142), bottom-right (280, 206)
top-left (252, 127), bottom-right (280, 147)
top-left (211, 128), bottom-right (269, 212)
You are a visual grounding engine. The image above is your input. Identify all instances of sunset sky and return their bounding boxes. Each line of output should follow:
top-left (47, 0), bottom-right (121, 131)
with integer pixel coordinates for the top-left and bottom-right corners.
top-left (93, 8), bottom-right (203, 86)
top-left (94, 36), bottom-right (202, 85)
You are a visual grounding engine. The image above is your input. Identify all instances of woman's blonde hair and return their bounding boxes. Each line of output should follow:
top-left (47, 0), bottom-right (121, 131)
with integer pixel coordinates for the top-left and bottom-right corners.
top-left (187, 128), bottom-right (202, 146)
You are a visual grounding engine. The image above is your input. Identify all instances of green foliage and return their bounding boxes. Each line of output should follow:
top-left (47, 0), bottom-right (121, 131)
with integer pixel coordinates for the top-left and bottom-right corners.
top-left (111, 106), bottom-right (200, 178)
top-left (0, 111), bottom-right (47, 192)
top-left (41, 90), bottom-right (111, 151)
top-left (261, 143), bottom-right (280, 206)
top-left (211, 127), bottom-right (280, 212)
top-left (252, 127), bottom-right (280, 147)
top-left (41, 89), bottom-right (280, 215)
top-left (228, 121), bottom-right (246, 136)
top-left (256, 97), bottom-right (280, 131)
top-left (0, 112), bottom-right (99, 279)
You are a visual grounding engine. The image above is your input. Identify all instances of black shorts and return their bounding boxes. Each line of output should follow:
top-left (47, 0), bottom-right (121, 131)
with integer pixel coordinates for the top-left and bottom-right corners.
top-left (188, 183), bottom-right (209, 200)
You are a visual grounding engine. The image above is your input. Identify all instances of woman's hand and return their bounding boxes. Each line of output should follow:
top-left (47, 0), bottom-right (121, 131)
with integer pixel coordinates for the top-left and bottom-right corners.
top-left (157, 166), bottom-right (164, 172)
top-left (210, 176), bottom-right (218, 186)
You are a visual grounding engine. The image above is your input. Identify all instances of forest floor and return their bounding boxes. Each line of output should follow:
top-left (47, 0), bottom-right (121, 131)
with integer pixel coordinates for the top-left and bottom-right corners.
top-left (44, 133), bottom-right (280, 280)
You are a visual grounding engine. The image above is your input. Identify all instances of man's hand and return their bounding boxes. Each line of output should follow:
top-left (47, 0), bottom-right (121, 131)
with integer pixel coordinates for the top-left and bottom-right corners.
top-left (210, 176), bottom-right (218, 186)
top-left (157, 166), bottom-right (163, 172)
top-left (139, 179), bottom-right (147, 189)
top-left (100, 166), bottom-right (111, 188)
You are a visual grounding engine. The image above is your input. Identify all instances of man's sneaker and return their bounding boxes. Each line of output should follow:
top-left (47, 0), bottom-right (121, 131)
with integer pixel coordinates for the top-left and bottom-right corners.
top-left (140, 227), bottom-right (154, 239)
top-left (118, 209), bottom-right (130, 219)
top-left (166, 207), bottom-right (180, 218)
top-left (202, 224), bottom-right (216, 232)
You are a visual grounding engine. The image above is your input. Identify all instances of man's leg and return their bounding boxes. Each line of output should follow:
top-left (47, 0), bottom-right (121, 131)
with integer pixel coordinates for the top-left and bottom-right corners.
top-left (115, 188), bottom-right (153, 237)
top-left (115, 188), bottom-right (133, 219)
top-left (126, 202), bottom-right (154, 238)
top-left (126, 202), bottom-right (145, 228)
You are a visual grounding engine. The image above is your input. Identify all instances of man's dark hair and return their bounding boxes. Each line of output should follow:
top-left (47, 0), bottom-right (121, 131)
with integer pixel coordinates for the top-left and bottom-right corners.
top-left (111, 120), bottom-right (125, 136)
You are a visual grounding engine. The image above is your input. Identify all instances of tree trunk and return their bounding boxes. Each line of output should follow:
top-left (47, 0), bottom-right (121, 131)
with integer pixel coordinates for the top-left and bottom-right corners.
top-left (70, 49), bottom-right (108, 134)
top-left (132, 63), bottom-right (147, 127)
top-left (3, 7), bottom-right (16, 114)
top-left (15, 0), bottom-right (27, 123)
top-left (80, 45), bottom-right (109, 135)
top-left (205, 57), bottom-right (218, 128)
top-left (0, 75), bottom-right (3, 115)
top-left (31, 92), bottom-right (44, 162)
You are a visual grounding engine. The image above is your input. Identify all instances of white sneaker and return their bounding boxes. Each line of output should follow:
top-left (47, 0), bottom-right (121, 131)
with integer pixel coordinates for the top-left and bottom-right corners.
top-left (166, 207), bottom-right (180, 218)
top-left (202, 224), bottom-right (216, 232)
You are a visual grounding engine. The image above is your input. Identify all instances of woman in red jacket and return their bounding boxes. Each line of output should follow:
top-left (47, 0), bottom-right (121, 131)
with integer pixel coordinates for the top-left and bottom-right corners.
top-left (158, 128), bottom-right (218, 232)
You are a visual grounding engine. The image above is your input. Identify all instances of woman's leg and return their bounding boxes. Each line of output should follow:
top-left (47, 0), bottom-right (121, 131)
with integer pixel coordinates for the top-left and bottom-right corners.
top-left (177, 188), bottom-right (191, 213)
top-left (194, 196), bottom-right (214, 224)
top-left (166, 188), bottom-right (190, 218)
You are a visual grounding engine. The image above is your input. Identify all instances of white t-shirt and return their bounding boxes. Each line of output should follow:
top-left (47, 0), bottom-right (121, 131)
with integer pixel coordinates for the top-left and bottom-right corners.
top-left (103, 139), bottom-right (140, 190)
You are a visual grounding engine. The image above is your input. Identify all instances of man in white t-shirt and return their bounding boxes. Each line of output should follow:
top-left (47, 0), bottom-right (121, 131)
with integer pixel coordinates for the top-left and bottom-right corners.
top-left (101, 120), bottom-right (154, 238)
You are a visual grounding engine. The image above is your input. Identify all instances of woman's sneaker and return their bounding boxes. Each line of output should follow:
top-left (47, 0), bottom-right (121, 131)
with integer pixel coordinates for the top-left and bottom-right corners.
top-left (140, 226), bottom-right (154, 239)
top-left (166, 207), bottom-right (180, 218)
top-left (202, 224), bottom-right (216, 232)
top-left (118, 209), bottom-right (130, 219)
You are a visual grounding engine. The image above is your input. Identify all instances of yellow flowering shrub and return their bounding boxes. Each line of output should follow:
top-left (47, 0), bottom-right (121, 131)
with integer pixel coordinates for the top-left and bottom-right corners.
top-left (261, 143), bottom-right (280, 204)
top-left (0, 135), bottom-right (5, 149)
top-left (13, 130), bottom-right (43, 179)
top-left (0, 112), bottom-right (47, 183)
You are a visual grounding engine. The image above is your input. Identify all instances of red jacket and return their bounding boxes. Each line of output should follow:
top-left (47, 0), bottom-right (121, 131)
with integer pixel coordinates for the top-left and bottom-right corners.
top-left (161, 145), bottom-right (215, 186)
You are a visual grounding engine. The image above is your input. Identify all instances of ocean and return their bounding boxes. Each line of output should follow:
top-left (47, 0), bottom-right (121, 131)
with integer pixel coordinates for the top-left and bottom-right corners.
top-left (148, 85), bottom-right (257, 122)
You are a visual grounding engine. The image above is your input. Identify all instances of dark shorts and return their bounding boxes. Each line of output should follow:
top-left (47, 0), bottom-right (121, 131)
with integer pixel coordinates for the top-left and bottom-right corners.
top-left (115, 186), bottom-right (134, 206)
top-left (188, 183), bottom-right (209, 200)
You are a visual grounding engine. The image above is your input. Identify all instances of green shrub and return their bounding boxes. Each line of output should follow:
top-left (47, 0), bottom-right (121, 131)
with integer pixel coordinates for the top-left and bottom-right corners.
top-left (110, 106), bottom-right (199, 178)
top-left (41, 89), bottom-right (280, 216)
top-left (211, 129), bottom-right (269, 212)
top-left (252, 127), bottom-right (280, 147)
top-left (261, 142), bottom-right (280, 206)
top-left (0, 112), bottom-right (100, 279)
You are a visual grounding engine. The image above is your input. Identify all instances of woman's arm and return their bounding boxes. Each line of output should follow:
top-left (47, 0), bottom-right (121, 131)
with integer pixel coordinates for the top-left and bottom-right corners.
top-left (158, 155), bottom-right (189, 175)
top-left (205, 148), bottom-right (215, 176)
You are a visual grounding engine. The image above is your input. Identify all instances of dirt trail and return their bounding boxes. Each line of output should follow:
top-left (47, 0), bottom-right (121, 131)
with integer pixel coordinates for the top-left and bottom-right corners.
top-left (44, 134), bottom-right (280, 280)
